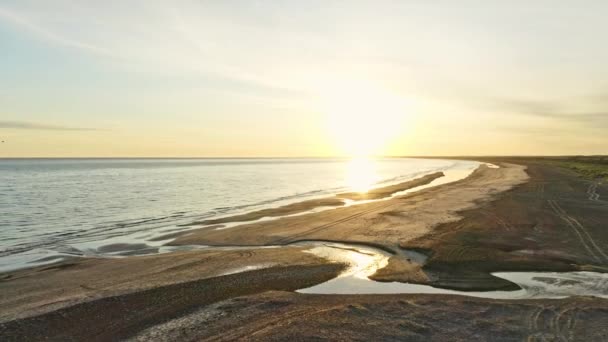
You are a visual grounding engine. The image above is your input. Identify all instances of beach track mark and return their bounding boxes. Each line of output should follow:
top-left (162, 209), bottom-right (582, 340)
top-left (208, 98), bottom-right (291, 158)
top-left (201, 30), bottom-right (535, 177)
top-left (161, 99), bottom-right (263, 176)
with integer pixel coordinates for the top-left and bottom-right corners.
top-left (204, 305), bottom-right (344, 341)
top-left (587, 183), bottom-right (600, 201)
top-left (536, 182), bottom-right (545, 197)
top-left (547, 200), bottom-right (608, 263)
top-left (272, 201), bottom-right (398, 244)
top-left (482, 211), bottom-right (515, 232)
top-left (526, 306), bottom-right (575, 342)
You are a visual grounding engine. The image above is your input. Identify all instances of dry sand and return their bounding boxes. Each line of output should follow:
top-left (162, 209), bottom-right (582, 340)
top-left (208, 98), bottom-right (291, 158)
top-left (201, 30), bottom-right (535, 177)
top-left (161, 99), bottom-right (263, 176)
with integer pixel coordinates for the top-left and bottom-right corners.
top-left (170, 163), bottom-right (528, 248)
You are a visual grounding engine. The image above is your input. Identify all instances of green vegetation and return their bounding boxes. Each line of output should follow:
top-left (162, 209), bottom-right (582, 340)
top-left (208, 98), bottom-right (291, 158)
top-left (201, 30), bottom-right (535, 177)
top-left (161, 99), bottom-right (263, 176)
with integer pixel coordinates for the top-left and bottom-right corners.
top-left (542, 156), bottom-right (608, 181)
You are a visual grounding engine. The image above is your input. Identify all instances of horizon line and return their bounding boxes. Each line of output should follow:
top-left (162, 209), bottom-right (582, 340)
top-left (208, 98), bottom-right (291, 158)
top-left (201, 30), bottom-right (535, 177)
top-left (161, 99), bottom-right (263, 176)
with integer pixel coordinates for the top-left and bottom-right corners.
top-left (0, 154), bottom-right (606, 160)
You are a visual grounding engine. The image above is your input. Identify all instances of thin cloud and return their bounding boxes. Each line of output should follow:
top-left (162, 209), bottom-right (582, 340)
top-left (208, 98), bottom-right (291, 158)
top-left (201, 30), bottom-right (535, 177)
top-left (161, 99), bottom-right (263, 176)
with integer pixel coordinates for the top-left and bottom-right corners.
top-left (490, 99), bottom-right (608, 126)
top-left (0, 6), bottom-right (115, 58)
top-left (530, 111), bottom-right (608, 122)
top-left (0, 121), bottom-right (101, 131)
top-left (0, 4), bottom-right (302, 94)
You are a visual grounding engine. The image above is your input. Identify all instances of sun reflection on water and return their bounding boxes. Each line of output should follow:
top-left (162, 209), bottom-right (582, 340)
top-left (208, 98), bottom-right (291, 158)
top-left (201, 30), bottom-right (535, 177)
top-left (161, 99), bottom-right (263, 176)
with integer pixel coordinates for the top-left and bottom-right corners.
top-left (303, 243), bottom-right (390, 280)
top-left (346, 157), bottom-right (379, 193)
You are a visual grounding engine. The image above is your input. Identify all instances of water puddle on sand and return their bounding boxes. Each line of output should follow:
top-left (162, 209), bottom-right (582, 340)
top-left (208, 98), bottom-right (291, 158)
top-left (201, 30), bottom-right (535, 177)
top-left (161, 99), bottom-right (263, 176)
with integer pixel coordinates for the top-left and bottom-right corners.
top-left (298, 243), bottom-right (608, 299)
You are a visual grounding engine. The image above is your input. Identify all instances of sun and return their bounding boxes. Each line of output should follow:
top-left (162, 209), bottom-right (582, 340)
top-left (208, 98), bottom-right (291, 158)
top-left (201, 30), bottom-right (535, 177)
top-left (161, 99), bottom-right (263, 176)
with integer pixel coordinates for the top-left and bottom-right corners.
top-left (320, 80), bottom-right (410, 158)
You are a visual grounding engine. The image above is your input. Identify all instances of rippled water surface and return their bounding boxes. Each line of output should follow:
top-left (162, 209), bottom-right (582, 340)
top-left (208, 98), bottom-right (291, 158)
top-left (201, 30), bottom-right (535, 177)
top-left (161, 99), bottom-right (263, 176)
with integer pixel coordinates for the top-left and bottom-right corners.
top-left (0, 158), bottom-right (478, 271)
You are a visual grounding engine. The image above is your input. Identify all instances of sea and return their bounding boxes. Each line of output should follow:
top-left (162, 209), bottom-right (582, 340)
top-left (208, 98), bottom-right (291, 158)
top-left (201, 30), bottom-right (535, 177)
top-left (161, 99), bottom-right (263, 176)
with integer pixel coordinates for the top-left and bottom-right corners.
top-left (0, 157), bottom-right (479, 271)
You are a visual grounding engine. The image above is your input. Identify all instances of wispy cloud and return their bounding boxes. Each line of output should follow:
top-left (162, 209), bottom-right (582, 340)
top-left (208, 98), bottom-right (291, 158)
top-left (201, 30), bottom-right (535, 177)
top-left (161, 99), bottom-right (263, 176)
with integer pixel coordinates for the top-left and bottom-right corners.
top-left (0, 121), bottom-right (101, 131)
top-left (0, 6), bottom-right (115, 57)
top-left (489, 98), bottom-right (608, 126)
top-left (0, 3), bottom-right (312, 93)
top-left (527, 111), bottom-right (608, 123)
top-left (0, 2), bottom-right (420, 98)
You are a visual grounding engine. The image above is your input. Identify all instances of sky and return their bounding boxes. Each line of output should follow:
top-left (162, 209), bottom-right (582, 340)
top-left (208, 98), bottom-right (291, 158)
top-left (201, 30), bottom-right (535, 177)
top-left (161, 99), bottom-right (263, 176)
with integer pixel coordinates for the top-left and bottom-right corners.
top-left (1, 0), bottom-right (607, 157)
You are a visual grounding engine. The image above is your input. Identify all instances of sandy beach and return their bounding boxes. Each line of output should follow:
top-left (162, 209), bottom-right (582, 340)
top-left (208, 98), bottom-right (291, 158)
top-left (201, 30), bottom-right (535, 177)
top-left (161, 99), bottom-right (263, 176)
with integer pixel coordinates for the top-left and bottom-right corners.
top-left (170, 164), bottom-right (527, 248)
top-left (5, 2), bottom-right (608, 340)
top-left (2, 158), bottom-right (608, 340)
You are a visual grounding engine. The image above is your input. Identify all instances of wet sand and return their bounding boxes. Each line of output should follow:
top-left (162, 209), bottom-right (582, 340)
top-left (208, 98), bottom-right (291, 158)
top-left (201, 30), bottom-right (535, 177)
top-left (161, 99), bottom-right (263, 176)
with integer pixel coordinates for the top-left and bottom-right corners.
top-left (2, 158), bottom-right (608, 340)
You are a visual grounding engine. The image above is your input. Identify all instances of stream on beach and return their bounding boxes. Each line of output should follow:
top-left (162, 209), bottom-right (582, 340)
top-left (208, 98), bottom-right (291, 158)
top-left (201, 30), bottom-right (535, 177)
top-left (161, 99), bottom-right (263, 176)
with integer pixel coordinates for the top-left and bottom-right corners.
top-left (294, 242), bottom-right (608, 299)
top-left (138, 240), bottom-right (608, 300)
top-left (157, 241), bottom-right (608, 300)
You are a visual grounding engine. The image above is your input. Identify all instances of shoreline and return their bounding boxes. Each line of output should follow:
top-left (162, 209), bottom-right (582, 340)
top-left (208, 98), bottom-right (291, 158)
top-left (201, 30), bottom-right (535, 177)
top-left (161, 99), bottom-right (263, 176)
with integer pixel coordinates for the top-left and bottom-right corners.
top-left (168, 162), bottom-right (528, 249)
top-left (0, 159), bottom-right (475, 272)
top-left (1, 160), bottom-right (526, 320)
top-left (2, 157), bottom-right (608, 340)
top-left (184, 171), bottom-right (445, 227)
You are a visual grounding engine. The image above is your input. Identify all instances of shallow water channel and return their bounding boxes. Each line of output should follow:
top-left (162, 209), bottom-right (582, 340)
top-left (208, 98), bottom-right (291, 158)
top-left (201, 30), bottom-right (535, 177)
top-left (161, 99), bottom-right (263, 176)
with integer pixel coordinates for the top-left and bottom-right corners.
top-left (293, 242), bottom-right (608, 299)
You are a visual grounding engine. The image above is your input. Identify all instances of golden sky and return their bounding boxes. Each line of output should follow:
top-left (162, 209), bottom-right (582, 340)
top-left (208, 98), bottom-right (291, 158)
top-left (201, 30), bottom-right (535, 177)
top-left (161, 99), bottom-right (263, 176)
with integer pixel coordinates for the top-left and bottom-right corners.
top-left (1, 1), bottom-right (607, 157)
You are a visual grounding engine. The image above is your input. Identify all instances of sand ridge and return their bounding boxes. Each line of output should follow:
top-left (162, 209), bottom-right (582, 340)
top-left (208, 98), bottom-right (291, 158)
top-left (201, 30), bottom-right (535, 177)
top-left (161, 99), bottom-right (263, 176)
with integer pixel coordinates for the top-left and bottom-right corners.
top-left (170, 163), bottom-right (529, 248)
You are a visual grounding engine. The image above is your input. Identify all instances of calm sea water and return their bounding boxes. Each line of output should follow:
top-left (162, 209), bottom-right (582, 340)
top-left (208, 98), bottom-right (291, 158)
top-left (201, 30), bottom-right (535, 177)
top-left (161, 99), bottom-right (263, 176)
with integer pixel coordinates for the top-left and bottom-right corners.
top-left (0, 158), bottom-right (478, 271)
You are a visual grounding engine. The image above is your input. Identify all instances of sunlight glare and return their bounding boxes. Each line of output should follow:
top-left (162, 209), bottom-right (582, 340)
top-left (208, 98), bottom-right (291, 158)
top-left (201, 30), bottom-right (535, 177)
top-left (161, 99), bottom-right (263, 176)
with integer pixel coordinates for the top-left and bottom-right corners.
top-left (320, 80), bottom-right (410, 158)
top-left (346, 157), bottom-right (379, 193)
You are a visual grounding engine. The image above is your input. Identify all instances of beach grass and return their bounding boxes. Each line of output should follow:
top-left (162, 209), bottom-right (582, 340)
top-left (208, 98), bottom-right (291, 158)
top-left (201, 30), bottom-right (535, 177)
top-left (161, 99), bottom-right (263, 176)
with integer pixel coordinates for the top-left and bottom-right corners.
top-left (544, 156), bottom-right (608, 181)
